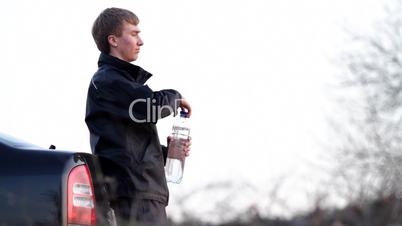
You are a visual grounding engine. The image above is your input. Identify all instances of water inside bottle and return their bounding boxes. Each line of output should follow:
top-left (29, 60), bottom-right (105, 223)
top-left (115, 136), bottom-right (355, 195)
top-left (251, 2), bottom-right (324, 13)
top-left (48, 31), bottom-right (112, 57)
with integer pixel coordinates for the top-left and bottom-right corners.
top-left (165, 158), bottom-right (185, 183)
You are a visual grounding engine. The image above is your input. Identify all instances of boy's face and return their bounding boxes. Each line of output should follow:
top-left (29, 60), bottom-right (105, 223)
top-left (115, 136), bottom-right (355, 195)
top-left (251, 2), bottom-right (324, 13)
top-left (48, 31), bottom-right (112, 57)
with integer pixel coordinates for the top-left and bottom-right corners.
top-left (111, 21), bottom-right (143, 62)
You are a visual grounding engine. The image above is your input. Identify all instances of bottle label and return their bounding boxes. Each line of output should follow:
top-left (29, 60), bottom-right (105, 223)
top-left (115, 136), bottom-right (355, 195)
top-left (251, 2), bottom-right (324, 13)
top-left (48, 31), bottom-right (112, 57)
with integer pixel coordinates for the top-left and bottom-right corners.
top-left (172, 126), bottom-right (190, 138)
top-left (172, 126), bottom-right (190, 132)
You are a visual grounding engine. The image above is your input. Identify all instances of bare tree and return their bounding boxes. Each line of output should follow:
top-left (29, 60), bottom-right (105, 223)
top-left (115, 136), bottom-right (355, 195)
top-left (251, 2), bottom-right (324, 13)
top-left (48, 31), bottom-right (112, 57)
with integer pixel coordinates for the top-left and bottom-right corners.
top-left (332, 0), bottom-right (402, 205)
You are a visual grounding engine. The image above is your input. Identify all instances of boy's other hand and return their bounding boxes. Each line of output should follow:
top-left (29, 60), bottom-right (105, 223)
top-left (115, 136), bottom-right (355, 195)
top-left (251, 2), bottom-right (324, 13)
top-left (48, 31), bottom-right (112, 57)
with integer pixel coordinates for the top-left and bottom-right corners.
top-left (179, 99), bottom-right (192, 117)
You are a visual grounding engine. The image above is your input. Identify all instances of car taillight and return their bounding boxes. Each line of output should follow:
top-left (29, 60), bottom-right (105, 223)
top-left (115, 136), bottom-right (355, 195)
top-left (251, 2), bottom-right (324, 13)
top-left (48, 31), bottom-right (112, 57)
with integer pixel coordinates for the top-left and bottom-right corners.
top-left (67, 165), bottom-right (96, 225)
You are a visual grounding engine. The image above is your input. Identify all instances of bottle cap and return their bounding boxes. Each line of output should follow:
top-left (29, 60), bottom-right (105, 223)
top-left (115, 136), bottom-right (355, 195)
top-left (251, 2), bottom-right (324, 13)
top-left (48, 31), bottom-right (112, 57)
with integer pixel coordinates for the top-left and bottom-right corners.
top-left (180, 110), bottom-right (188, 117)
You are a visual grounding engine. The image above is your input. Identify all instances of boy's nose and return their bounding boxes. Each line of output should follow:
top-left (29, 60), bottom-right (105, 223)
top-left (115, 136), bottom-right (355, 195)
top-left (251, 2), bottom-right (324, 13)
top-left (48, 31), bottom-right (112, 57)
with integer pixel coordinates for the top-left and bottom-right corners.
top-left (138, 37), bottom-right (144, 46)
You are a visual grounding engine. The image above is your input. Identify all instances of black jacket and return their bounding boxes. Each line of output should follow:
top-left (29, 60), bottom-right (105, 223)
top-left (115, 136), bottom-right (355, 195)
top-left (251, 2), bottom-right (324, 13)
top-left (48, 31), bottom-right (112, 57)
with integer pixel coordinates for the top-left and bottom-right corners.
top-left (85, 53), bottom-right (181, 205)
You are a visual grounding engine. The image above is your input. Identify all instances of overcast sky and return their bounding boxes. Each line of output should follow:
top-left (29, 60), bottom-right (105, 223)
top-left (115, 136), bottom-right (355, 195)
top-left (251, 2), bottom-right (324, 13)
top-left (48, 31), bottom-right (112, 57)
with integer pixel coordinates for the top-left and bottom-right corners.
top-left (0, 0), bottom-right (388, 220)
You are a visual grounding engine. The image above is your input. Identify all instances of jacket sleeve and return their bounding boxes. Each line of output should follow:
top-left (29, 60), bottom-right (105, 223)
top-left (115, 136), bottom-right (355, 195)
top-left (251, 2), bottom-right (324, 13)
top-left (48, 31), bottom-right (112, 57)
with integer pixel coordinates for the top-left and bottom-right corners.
top-left (92, 75), bottom-right (181, 123)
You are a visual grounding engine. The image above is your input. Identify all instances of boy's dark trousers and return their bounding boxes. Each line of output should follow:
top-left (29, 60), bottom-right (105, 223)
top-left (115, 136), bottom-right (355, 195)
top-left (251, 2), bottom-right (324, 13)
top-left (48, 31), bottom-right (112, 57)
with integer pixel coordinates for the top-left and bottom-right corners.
top-left (110, 197), bottom-right (168, 226)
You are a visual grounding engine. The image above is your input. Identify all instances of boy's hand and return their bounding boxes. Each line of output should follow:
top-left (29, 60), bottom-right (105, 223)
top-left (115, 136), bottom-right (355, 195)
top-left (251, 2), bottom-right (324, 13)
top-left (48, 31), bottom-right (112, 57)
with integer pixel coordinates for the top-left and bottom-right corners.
top-left (179, 99), bottom-right (192, 117)
top-left (183, 136), bottom-right (192, 157)
top-left (167, 136), bottom-right (192, 157)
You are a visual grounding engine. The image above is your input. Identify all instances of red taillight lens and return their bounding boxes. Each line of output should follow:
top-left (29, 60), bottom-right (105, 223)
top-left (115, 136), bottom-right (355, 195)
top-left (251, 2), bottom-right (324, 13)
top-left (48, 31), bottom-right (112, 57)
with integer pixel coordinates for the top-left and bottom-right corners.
top-left (67, 165), bottom-right (96, 225)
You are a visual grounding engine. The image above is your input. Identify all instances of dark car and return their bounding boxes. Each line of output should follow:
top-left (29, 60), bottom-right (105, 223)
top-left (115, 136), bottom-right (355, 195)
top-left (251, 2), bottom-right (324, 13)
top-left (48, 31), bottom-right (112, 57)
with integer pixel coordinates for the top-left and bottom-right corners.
top-left (0, 133), bottom-right (115, 226)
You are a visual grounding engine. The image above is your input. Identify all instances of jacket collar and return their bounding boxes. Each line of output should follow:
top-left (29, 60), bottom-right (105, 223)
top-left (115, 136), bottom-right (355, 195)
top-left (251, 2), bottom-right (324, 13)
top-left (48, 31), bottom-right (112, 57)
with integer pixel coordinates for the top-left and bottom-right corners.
top-left (98, 53), bottom-right (152, 84)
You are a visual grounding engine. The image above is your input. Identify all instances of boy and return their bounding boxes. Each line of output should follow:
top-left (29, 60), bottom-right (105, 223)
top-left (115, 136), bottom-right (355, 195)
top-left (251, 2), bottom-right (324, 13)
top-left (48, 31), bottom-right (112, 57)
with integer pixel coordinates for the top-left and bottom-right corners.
top-left (85, 7), bottom-right (192, 225)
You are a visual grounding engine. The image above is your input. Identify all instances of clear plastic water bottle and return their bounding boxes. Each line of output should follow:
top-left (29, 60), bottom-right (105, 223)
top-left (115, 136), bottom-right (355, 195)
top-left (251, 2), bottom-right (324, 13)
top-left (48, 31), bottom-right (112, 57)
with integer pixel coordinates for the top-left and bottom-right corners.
top-left (165, 111), bottom-right (190, 183)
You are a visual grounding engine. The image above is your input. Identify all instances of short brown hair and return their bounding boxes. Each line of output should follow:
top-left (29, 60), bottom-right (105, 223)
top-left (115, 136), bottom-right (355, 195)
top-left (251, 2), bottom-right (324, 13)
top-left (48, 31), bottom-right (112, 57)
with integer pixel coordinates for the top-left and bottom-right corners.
top-left (92, 8), bottom-right (139, 53)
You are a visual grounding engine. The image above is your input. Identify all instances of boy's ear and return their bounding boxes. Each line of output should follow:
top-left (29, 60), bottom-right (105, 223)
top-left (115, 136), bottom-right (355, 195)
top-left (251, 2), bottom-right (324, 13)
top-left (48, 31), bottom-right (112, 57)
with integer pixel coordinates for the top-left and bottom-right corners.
top-left (107, 35), bottom-right (118, 48)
